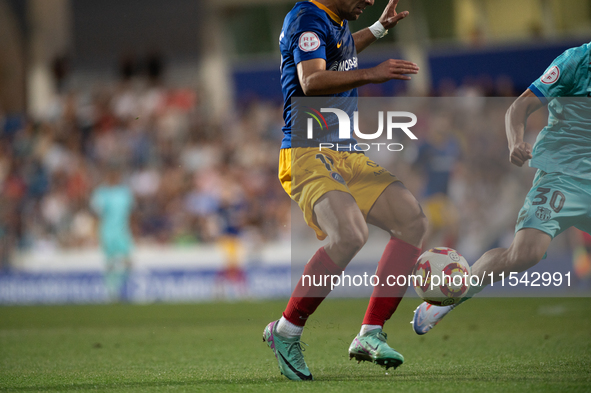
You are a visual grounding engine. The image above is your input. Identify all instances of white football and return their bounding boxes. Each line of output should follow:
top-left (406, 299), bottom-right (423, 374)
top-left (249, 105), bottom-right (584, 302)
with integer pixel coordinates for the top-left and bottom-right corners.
top-left (412, 247), bottom-right (471, 306)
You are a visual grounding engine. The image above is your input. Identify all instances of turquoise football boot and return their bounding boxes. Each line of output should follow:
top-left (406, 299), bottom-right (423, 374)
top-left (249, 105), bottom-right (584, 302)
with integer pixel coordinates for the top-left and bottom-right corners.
top-left (263, 320), bottom-right (313, 381)
top-left (348, 328), bottom-right (404, 370)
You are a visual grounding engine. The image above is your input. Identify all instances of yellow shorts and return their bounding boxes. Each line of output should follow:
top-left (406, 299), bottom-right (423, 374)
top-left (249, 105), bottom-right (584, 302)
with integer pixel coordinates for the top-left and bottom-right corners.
top-left (423, 193), bottom-right (458, 230)
top-left (279, 147), bottom-right (400, 240)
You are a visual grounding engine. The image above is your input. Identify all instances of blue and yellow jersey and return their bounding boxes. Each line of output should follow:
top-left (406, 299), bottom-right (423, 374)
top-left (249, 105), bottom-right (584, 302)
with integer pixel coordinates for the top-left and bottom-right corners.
top-left (528, 41), bottom-right (591, 180)
top-left (280, 0), bottom-right (358, 149)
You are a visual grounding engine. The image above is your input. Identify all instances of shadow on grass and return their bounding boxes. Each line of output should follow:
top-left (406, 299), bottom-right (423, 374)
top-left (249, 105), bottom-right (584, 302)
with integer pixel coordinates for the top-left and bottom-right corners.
top-left (0, 374), bottom-right (475, 392)
top-left (3, 373), bottom-right (590, 392)
top-left (1, 377), bottom-right (279, 392)
top-left (4, 363), bottom-right (591, 391)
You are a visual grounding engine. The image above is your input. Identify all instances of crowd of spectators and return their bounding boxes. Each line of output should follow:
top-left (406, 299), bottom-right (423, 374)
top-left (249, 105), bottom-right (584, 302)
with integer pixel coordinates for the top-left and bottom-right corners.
top-left (0, 76), bottom-right (290, 269)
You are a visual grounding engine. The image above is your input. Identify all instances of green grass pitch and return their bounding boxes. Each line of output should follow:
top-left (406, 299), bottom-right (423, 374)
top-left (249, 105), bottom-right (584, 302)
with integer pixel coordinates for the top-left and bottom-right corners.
top-left (1, 298), bottom-right (590, 392)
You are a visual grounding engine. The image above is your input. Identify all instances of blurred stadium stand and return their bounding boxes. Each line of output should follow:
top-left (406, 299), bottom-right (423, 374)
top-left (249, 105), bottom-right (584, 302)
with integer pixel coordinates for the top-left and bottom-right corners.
top-left (0, 0), bottom-right (590, 303)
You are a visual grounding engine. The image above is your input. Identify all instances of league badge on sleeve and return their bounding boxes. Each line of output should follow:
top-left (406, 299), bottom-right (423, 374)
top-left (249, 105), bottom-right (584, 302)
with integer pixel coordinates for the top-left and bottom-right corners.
top-left (541, 65), bottom-right (560, 85)
top-left (299, 32), bottom-right (321, 52)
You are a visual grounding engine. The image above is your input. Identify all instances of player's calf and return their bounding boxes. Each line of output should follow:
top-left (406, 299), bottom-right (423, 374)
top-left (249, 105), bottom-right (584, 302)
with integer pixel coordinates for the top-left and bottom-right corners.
top-left (366, 182), bottom-right (428, 248)
top-left (314, 190), bottom-right (369, 268)
top-left (473, 232), bottom-right (550, 283)
top-left (504, 243), bottom-right (545, 275)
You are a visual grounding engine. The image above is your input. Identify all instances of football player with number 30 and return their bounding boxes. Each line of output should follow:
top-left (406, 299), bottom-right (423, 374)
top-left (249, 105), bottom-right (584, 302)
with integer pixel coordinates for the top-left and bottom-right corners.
top-left (413, 42), bottom-right (591, 335)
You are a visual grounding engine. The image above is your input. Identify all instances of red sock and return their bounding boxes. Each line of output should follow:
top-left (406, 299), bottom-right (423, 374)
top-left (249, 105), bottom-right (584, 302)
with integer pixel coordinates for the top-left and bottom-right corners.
top-left (362, 237), bottom-right (421, 326)
top-left (283, 247), bottom-right (343, 327)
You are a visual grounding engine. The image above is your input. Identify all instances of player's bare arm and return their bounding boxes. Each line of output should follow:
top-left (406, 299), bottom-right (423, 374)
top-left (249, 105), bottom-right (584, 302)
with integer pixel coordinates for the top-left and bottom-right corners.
top-left (297, 57), bottom-right (418, 96)
top-left (352, 0), bottom-right (409, 53)
top-left (505, 89), bottom-right (545, 167)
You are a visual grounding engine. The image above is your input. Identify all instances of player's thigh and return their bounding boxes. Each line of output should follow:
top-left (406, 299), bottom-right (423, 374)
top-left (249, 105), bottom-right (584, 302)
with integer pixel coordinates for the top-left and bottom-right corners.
top-left (507, 228), bottom-right (552, 268)
top-left (344, 153), bottom-right (400, 221)
top-left (314, 190), bottom-right (367, 246)
top-left (288, 148), bottom-right (356, 240)
top-left (366, 182), bottom-right (427, 246)
top-left (569, 176), bottom-right (591, 234)
top-left (318, 152), bottom-right (436, 248)
top-left (343, 154), bottom-right (425, 244)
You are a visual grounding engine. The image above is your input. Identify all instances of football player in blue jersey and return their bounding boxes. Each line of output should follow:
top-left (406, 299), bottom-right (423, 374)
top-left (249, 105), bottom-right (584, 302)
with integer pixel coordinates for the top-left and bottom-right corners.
top-left (413, 42), bottom-right (591, 335)
top-left (263, 0), bottom-right (428, 381)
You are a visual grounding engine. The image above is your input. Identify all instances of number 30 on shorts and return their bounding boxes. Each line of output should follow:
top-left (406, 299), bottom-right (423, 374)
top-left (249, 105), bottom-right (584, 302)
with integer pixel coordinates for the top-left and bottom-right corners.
top-left (532, 187), bottom-right (566, 213)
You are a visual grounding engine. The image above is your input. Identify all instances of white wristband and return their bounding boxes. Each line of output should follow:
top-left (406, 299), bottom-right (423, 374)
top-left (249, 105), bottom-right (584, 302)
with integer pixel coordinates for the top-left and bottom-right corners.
top-left (369, 20), bottom-right (388, 39)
